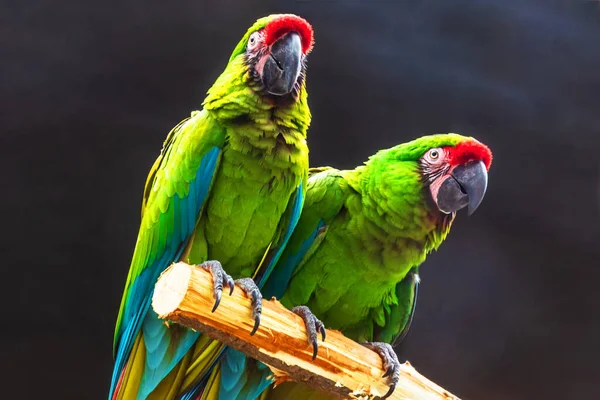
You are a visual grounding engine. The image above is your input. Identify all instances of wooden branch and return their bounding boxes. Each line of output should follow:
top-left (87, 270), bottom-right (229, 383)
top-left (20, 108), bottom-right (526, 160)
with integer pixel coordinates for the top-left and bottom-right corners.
top-left (152, 262), bottom-right (461, 400)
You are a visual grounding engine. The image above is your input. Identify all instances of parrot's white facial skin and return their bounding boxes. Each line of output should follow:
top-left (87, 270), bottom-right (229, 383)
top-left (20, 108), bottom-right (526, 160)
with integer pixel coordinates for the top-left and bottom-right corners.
top-left (420, 147), bottom-right (454, 214)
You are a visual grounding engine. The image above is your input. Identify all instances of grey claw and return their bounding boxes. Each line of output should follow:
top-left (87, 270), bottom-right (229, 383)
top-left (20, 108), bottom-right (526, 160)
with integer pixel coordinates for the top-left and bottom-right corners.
top-left (212, 290), bottom-right (221, 313)
top-left (235, 278), bottom-right (263, 335)
top-left (362, 342), bottom-right (400, 399)
top-left (382, 361), bottom-right (395, 378)
top-left (198, 260), bottom-right (234, 313)
top-left (291, 306), bottom-right (326, 361)
top-left (251, 315), bottom-right (260, 336)
top-left (227, 276), bottom-right (235, 296)
top-left (382, 383), bottom-right (396, 399)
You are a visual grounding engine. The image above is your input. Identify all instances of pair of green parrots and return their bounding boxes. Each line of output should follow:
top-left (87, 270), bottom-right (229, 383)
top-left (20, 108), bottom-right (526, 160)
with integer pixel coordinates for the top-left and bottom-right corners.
top-left (109, 14), bottom-right (493, 400)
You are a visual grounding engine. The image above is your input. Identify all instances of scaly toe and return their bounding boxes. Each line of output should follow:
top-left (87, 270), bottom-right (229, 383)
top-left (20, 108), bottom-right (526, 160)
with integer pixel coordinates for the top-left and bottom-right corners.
top-left (234, 278), bottom-right (264, 335)
top-left (198, 260), bottom-right (231, 313)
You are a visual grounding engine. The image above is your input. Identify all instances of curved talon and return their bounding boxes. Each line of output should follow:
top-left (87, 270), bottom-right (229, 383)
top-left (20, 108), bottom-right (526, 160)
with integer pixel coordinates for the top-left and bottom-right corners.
top-left (291, 305), bottom-right (326, 361)
top-left (382, 383), bottom-right (396, 400)
top-left (227, 276), bottom-right (235, 296)
top-left (198, 260), bottom-right (234, 313)
top-left (250, 295), bottom-right (262, 336)
top-left (251, 315), bottom-right (261, 336)
top-left (362, 341), bottom-right (400, 399)
top-left (235, 278), bottom-right (264, 335)
top-left (382, 362), bottom-right (395, 378)
top-left (212, 291), bottom-right (222, 313)
top-left (313, 319), bottom-right (326, 360)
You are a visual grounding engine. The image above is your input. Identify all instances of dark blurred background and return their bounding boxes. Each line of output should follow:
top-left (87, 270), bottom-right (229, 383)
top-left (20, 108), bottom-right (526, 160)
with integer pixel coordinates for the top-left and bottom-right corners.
top-left (3, 0), bottom-right (600, 399)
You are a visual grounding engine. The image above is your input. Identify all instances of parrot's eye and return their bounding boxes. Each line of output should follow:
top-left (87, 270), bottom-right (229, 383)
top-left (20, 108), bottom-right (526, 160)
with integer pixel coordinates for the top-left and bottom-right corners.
top-left (425, 148), bottom-right (444, 164)
top-left (247, 32), bottom-right (260, 51)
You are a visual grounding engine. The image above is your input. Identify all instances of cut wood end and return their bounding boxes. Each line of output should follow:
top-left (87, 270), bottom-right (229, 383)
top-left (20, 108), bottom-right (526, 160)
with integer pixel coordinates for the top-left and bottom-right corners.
top-left (152, 262), bottom-right (192, 317)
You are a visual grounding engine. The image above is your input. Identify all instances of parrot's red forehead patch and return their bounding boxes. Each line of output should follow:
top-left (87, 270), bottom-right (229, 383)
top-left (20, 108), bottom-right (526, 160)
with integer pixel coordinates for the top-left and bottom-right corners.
top-left (264, 15), bottom-right (314, 54)
top-left (446, 140), bottom-right (493, 170)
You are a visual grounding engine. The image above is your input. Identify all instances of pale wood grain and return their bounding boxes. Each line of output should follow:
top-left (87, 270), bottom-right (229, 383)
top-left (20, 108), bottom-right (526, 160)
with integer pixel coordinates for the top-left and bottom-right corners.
top-left (152, 262), bottom-right (461, 400)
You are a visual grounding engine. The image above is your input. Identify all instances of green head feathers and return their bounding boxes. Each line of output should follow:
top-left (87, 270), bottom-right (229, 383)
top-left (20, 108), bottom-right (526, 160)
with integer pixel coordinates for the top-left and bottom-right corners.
top-left (228, 14), bottom-right (314, 63)
top-left (369, 133), bottom-right (492, 168)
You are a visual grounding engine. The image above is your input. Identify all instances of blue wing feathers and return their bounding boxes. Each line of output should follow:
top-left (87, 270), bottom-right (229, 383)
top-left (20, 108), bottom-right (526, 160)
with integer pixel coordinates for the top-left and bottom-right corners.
top-left (219, 349), bottom-right (273, 400)
top-left (109, 146), bottom-right (220, 400)
top-left (222, 350), bottom-right (247, 393)
top-left (224, 349), bottom-right (245, 376)
top-left (262, 219), bottom-right (323, 300)
top-left (257, 182), bottom-right (305, 288)
top-left (139, 313), bottom-right (200, 399)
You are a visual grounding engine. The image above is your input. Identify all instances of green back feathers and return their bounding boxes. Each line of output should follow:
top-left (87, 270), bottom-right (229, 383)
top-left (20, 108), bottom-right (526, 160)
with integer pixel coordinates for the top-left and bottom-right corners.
top-left (367, 133), bottom-right (471, 164)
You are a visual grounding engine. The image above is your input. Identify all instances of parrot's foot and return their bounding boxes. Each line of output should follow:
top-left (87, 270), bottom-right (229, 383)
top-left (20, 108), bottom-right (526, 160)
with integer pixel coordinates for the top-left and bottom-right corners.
top-left (291, 305), bottom-right (326, 360)
top-left (234, 277), bottom-right (263, 336)
top-left (362, 342), bottom-right (400, 399)
top-left (198, 260), bottom-right (235, 313)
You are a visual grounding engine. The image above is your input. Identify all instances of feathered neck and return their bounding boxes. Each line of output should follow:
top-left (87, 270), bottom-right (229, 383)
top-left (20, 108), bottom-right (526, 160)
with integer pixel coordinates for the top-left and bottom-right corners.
top-left (202, 56), bottom-right (310, 133)
top-left (344, 159), bottom-right (454, 252)
top-left (202, 56), bottom-right (311, 172)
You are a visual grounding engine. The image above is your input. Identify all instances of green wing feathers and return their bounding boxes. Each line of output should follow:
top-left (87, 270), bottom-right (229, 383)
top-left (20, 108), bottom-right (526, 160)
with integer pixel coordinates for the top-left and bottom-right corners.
top-left (261, 168), bottom-right (348, 300)
top-left (114, 110), bottom-right (225, 351)
top-left (140, 117), bottom-right (191, 218)
top-left (375, 268), bottom-right (419, 346)
top-left (110, 111), bottom-right (225, 399)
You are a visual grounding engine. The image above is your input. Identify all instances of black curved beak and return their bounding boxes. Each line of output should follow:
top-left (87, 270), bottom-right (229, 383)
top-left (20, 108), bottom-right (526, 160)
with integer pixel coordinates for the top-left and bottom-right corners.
top-left (262, 32), bottom-right (302, 96)
top-left (436, 160), bottom-right (488, 216)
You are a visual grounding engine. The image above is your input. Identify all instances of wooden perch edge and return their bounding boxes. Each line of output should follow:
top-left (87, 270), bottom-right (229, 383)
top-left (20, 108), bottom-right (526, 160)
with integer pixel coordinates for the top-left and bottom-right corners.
top-left (152, 262), bottom-right (461, 400)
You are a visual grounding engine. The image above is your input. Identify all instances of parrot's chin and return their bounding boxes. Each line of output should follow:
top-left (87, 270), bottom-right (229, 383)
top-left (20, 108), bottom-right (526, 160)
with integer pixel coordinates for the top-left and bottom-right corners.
top-left (435, 160), bottom-right (488, 216)
top-left (262, 32), bottom-right (302, 96)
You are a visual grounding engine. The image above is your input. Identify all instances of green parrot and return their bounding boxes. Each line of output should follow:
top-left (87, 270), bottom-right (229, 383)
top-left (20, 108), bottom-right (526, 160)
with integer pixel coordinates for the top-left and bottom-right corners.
top-left (109, 14), bottom-right (315, 400)
top-left (199, 133), bottom-right (493, 400)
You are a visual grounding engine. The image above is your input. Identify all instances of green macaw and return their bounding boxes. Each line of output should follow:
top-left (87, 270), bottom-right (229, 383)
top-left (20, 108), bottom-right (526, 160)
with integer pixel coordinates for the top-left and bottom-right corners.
top-left (199, 133), bottom-right (493, 400)
top-left (109, 14), bottom-right (315, 400)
